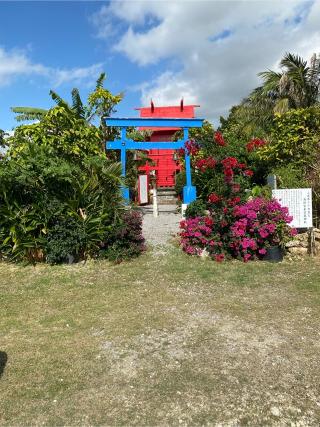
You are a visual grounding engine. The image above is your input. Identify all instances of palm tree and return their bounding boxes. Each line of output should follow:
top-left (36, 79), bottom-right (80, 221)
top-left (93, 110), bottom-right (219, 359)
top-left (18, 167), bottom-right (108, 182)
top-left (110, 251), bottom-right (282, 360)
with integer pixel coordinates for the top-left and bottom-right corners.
top-left (11, 73), bottom-right (123, 127)
top-left (11, 88), bottom-right (86, 123)
top-left (258, 52), bottom-right (320, 113)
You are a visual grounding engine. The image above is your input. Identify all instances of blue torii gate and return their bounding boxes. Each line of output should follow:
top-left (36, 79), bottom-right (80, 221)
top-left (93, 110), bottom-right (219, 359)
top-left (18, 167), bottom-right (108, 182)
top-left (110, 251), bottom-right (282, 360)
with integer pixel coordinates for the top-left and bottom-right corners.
top-left (105, 117), bottom-right (204, 204)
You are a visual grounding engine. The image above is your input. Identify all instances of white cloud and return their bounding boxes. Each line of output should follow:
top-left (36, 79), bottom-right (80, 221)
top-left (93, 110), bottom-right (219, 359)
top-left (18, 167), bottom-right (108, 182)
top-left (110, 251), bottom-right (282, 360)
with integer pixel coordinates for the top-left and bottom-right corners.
top-left (92, 0), bottom-right (320, 123)
top-left (0, 47), bottom-right (47, 86)
top-left (0, 46), bottom-right (103, 88)
top-left (51, 63), bottom-right (104, 87)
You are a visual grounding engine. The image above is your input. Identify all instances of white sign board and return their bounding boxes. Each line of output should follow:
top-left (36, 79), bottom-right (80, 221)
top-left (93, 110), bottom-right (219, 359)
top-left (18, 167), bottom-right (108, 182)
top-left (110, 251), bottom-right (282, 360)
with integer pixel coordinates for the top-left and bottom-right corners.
top-left (272, 188), bottom-right (312, 228)
top-left (138, 175), bottom-right (148, 205)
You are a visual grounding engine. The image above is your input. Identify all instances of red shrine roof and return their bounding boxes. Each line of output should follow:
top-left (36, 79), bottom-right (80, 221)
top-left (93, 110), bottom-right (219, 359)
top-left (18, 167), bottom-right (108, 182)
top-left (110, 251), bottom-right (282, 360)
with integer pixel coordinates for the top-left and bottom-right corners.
top-left (136, 101), bottom-right (200, 131)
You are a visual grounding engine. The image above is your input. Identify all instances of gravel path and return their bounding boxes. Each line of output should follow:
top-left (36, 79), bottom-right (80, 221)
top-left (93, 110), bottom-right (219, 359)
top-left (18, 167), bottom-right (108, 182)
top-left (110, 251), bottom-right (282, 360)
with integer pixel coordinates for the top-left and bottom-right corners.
top-left (140, 205), bottom-right (181, 246)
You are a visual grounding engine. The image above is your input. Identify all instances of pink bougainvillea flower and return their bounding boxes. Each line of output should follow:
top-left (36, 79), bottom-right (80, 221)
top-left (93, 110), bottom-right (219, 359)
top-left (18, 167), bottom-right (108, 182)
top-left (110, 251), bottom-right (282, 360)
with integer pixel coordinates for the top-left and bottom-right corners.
top-left (243, 253), bottom-right (251, 262)
top-left (259, 229), bottom-right (269, 238)
top-left (215, 254), bottom-right (225, 262)
top-left (290, 228), bottom-right (298, 236)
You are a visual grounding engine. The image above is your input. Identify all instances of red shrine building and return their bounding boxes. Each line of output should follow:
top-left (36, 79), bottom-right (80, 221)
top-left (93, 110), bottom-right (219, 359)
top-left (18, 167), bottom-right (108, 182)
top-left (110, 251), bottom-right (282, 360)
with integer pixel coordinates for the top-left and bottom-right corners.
top-left (136, 101), bottom-right (199, 188)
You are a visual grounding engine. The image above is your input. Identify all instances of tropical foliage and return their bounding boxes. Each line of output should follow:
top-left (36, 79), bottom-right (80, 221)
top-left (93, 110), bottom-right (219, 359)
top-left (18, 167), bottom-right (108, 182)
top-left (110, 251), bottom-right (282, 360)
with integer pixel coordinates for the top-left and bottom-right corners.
top-left (220, 52), bottom-right (320, 141)
top-left (0, 76), bottom-right (145, 264)
top-left (257, 107), bottom-right (320, 166)
top-left (218, 52), bottom-right (320, 223)
top-left (11, 73), bottom-right (123, 127)
top-left (258, 52), bottom-right (320, 113)
top-left (0, 138), bottom-right (123, 263)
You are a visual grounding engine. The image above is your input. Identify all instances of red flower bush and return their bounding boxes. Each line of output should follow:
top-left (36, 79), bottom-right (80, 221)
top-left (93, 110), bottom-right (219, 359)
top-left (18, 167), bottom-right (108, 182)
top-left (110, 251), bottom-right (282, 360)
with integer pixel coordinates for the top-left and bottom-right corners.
top-left (208, 192), bottom-right (221, 204)
top-left (221, 157), bottom-right (238, 169)
top-left (246, 138), bottom-right (266, 152)
top-left (214, 131), bottom-right (226, 146)
top-left (178, 131), bottom-right (296, 262)
top-left (195, 156), bottom-right (216, 172)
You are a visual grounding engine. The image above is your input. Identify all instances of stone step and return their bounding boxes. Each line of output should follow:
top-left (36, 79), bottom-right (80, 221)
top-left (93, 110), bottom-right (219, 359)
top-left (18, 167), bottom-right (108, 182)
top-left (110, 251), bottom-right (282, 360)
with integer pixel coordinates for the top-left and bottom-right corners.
top-left (154, 187), bottom-right (177, 206)
top-left (157, 190), bottom-right (176, 197)
top-left (139, 205), bottom-right (179, 215)
top-left (157, 199), bottom-right (177, 205)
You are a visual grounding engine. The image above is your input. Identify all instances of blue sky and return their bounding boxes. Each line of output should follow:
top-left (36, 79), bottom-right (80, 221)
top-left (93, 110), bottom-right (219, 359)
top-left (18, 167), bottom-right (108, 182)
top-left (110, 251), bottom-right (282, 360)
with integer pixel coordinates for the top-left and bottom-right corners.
top-left (1, 0), bottom-right (319, 131)
top-left (0, 1), bottom-right (165, 130)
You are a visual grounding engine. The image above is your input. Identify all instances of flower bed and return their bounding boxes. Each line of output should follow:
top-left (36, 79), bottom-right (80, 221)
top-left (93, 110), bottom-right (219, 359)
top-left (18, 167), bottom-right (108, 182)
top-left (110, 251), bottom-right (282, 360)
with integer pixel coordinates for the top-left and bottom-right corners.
top-left (180, 197), bottom-right (296, 262)
top-left (179, 133), bottom-right (296, 262)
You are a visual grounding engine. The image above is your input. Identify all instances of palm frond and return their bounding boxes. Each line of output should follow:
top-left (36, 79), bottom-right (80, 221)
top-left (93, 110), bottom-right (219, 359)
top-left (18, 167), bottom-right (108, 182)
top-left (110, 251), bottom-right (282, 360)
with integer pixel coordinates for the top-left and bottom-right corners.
top-left (11, 107), bottom-right (48, 122)
top-left (71, 88), bottom-right (85, 118)
top-left (49, 90), bottom-right (71, 110)
top-left (280, 52), bottom-right (307, 72)
top-left (274, 98), bottom-right (290, 114)
top-left (96, 72), bottom-right (106, 89)
top-left (258, 70), bottom-right (282, 93)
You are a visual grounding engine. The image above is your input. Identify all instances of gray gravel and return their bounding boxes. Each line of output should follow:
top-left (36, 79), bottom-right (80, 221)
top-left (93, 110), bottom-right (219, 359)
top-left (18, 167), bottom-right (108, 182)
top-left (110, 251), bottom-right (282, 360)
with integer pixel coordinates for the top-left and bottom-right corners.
top-left (139, 205), bottom-right (181, 246)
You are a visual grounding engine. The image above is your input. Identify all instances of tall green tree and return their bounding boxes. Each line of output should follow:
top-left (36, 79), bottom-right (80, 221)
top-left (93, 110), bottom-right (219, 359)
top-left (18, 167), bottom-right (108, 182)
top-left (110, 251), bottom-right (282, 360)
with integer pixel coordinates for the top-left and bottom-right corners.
top-left (258, 52), bottom-right (320, 113)
top-left (220, 52), bottom-right (320, 140)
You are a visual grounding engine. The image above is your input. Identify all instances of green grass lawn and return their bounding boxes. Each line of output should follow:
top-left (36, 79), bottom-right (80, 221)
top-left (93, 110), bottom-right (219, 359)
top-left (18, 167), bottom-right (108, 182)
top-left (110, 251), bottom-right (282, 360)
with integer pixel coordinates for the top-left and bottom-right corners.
top-left (1, 247), bottom-right (320, 425)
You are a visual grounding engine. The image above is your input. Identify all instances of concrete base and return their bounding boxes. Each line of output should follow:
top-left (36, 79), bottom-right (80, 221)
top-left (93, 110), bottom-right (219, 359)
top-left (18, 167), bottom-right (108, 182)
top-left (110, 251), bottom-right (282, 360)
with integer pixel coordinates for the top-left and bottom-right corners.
top-left (181, 203), bottom-right (188, 218)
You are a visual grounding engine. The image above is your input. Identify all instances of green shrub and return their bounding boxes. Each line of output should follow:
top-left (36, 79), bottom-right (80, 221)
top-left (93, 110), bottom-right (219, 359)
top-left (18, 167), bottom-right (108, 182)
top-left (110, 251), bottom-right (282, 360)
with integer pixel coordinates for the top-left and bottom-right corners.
top-left (99, 210), bottom-right (145, 262)
top-left (272, 164), bottom-right (308, 189)
top-left (185, 200), bottom-right (207, 218)
top-left (46, 218), bottom-right (86, 264)
top-left (258, 107), bottom-right (320, 167)
top-left (175, 171), bottom-right (185, 197)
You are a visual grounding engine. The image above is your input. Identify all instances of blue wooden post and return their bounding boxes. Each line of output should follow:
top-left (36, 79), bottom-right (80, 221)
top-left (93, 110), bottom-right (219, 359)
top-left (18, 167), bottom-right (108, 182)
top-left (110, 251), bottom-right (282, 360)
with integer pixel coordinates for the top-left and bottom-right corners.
top-left (120, 127), bottom-right (130, 202)
top-left (183, 128), bottom-right (196, 204)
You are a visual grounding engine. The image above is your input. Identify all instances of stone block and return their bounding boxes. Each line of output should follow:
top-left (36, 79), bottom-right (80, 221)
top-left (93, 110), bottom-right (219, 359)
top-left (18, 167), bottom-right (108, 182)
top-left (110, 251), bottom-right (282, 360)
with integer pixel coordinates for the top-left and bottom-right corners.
top-left (314, 229), bottom-right (320, 241)
top-left (288, 246), bottom-right (308, 256)
top-left (286, 240), bottom-right (299, 248)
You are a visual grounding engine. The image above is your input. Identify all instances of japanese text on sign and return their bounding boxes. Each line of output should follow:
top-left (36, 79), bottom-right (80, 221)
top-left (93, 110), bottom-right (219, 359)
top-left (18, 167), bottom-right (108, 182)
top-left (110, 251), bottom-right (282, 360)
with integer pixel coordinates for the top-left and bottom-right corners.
top-left (272, 188), bottom-right (312, 228)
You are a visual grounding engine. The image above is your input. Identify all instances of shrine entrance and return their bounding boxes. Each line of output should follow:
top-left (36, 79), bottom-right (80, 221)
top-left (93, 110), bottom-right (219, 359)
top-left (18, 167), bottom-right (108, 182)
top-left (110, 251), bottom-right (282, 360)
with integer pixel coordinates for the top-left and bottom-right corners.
top-left (136, 103), bottom-right (200, 189)
top-left (105, 116), bottom-right (203, 206)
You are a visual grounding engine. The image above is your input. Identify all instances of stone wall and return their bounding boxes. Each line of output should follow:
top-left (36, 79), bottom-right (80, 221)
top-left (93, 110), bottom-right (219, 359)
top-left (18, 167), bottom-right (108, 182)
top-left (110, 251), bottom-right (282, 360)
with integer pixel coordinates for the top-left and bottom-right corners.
top-left (285, 228), bottom-right (320, 256)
